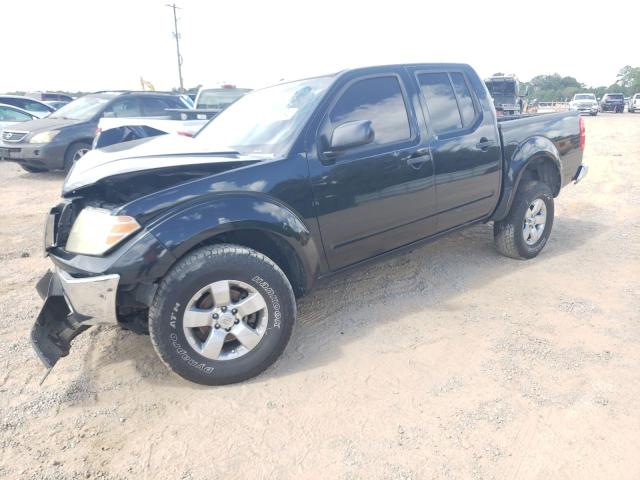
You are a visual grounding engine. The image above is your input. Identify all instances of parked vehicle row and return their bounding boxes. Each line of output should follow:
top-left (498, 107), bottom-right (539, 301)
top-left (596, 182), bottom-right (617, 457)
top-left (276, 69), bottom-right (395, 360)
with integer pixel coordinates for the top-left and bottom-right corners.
top-left (0, 86), bottom-right (252, 171)
top-left (94, 85), bottom-right (251, 148)
top-left (0, 91), bottom-right (190, 173)
top-left (31, 62), bottom-right (588, 386)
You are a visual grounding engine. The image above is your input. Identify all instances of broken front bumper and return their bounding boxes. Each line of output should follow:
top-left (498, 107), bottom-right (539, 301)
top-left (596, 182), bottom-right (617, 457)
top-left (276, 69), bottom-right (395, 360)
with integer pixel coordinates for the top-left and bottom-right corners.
top-left (31, 268), bottom-right (119, 368)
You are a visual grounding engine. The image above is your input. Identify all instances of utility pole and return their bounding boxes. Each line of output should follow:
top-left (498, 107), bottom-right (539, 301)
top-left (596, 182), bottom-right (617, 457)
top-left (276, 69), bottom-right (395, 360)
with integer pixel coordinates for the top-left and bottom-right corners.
top-left (166, 3), bottom-right (184, 92)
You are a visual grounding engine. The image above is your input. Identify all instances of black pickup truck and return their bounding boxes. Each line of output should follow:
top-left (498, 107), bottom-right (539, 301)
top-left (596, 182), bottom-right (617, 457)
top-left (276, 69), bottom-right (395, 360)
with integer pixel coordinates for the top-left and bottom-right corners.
top-left (33, 63), bottom-right (588, 385)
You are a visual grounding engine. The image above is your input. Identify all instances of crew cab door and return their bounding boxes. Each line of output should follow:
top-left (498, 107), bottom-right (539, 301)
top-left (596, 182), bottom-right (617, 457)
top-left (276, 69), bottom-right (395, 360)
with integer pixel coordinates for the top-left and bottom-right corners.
top-left (308, 69), bottom-right (437, 270)
top-left (409, 68), bottom-right (501, 232)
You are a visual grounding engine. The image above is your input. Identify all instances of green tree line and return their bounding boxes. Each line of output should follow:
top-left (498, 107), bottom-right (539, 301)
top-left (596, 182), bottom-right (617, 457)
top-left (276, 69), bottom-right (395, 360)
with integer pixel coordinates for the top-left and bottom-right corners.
top-left (516, 66), bottom-right (640, 102)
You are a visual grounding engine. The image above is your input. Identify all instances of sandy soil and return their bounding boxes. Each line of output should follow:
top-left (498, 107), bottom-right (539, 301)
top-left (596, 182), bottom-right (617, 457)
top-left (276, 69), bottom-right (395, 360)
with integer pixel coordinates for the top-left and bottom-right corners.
top-left (0, 114), bottom-right (639, 480)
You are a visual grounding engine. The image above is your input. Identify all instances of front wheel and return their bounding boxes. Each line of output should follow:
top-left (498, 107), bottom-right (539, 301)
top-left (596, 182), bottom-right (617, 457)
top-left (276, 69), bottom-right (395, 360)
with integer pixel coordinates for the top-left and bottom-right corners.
top-left (63, 141), bottom-right (91, 173)
top-left (493, 181), bottom-right (555, 260)
top-left (149, 244), bottom-right (296, 385)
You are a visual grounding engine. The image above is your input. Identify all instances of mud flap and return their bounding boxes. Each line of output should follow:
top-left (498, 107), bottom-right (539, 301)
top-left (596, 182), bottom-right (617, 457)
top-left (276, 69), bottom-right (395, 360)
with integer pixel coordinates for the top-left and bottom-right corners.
top-left (30, 271), bottom-right (91, 369)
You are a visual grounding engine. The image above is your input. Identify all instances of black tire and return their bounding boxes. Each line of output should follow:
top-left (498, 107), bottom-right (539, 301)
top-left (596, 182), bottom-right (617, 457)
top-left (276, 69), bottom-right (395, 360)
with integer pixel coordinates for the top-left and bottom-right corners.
top-left (20, 165), bottom-right (48, 173)
top-left (63, 141), bottom-right (92, 173)
top-left (493, 181), bottom-right (554, 260)
top-left (149, 244), bottom-right (296, 385)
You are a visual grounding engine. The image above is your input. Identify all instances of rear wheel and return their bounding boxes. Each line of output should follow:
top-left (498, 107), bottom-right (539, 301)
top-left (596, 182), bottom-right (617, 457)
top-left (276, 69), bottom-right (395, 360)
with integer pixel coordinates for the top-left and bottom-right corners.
top-left (63, 141), bottom-right (91, 173)
top-left (493, 181), bottom-right (554, 260)
top-left (149, 244), bottom-right (296, 385)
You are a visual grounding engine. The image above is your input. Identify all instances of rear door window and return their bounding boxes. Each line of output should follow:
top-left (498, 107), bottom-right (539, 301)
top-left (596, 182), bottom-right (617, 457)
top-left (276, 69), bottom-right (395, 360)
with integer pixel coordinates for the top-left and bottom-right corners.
top-left (450, 73), bottom-right (477, 128)
top-left (140, 96), bottom-right (185, 116)
top-left (417, 73), bottom-right (462, 134)
top-left (106, 98), bottom-right (142, 117)
top-left (328, 76), bottom-right (411, 146)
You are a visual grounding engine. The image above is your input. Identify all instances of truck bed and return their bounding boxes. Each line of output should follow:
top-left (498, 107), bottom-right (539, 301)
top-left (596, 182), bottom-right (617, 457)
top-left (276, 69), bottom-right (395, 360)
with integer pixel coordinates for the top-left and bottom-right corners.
top-left (498, 111), bottom-right (583, 188)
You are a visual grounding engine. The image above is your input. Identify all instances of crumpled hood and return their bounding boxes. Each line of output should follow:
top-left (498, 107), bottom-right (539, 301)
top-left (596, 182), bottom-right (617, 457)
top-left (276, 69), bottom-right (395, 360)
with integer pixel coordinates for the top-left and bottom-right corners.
top-left (62, 134), bottom-right (260, 196)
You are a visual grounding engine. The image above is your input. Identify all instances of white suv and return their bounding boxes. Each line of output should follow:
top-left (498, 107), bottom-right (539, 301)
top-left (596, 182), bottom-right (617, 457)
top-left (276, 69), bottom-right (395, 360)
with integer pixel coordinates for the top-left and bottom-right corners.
top-left (570, 93), bottom-right (599, 116)
top-left (628, 93), bottom-right (640, 113)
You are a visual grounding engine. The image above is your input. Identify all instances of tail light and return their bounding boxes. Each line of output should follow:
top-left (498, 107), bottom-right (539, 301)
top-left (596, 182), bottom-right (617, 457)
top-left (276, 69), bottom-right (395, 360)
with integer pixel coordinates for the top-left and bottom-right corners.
top-left (177, 131), bottom-right (193, 137)
top-left (579, 117), bottom-right (585, 150)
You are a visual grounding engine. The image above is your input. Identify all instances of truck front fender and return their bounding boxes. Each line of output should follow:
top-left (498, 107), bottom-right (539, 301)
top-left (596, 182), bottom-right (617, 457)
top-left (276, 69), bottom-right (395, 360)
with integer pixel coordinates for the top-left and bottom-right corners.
top-left (148, 193), bottom-right (321, 295)
top-left (491, 136), bottom-right (562, 221)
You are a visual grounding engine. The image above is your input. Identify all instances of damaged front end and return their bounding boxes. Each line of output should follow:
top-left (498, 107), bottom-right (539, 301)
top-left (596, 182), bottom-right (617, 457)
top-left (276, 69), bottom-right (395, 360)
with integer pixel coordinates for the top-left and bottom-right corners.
top-left (32, 267), bottom-right (119, 368)
top-left (31, 135), bottom-right (265, 372)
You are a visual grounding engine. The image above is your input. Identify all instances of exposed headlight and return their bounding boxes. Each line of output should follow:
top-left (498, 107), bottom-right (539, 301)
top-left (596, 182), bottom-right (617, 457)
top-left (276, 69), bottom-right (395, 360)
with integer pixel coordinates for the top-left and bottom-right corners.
top-left (29, 131), bottom-right (59, 144)
top-left (65, 207), bottom-right (141, 255)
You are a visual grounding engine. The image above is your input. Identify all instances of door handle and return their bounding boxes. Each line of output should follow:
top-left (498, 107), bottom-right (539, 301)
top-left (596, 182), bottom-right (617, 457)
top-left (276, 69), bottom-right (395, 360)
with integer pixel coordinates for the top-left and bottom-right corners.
top-left (404, 147), bottom-right (431, 169)
top-left (476, 138), bottom-right (494, 151)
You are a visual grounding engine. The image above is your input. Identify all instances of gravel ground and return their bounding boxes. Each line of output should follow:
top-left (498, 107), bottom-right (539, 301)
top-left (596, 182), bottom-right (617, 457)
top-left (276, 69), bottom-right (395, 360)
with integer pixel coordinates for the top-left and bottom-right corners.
top-left (1, 114), bottom-right (639, 479)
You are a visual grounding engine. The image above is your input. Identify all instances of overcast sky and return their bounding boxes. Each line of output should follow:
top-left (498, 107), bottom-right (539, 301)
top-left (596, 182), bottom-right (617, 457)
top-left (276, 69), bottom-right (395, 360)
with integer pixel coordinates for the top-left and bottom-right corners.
top-left (2, 0), bottom-right (638, 92)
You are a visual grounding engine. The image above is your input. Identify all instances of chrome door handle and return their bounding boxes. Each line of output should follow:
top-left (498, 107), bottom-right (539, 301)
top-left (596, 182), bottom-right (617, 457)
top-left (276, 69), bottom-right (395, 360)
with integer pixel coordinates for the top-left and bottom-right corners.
top-left (404, 148), bottom-right (431, 168)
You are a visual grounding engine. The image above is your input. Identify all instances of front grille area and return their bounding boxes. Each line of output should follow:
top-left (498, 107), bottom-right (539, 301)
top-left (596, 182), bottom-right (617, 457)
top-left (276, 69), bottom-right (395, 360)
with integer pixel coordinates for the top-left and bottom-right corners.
top-left (2, 131), bottom-right (28, 142)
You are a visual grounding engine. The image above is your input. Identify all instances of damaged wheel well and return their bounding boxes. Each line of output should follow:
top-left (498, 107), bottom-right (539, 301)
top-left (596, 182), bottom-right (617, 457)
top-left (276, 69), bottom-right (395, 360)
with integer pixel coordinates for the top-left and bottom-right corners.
top-left (193, 229), bottom-right (308, 299)
top-left (520, 155), bottom-right (561, 197)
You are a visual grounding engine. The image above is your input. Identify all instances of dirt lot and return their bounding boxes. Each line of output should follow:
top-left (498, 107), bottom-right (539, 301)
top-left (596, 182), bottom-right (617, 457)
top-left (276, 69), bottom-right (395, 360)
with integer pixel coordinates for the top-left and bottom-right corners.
top-left (1, 114), bottom-right (639, 479)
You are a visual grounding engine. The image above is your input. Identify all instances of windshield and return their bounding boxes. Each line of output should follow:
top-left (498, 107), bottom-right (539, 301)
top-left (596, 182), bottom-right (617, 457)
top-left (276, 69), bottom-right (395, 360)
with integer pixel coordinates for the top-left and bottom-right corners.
top-left (49, 94), bottom-right (115, 120)
top-left (195, 77), bottom-right (333, 157)
top-left (197, 88), bottom-right (252, 109)
top-left (607, 94), bottom-right (624, 100)
top-left (574, 94), bottom-right (595, 100)
top-left (485, 80), bottom-right (516, 96)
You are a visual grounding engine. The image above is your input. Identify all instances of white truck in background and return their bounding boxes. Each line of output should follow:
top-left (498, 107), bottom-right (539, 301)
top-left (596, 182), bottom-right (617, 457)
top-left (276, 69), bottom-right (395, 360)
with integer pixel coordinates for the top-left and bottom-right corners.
top-left (94, 85), bottom-right (251, 148)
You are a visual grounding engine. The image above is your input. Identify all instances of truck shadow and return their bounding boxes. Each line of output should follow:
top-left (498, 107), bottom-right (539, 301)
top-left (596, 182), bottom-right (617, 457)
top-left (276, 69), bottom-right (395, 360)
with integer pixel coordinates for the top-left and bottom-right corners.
top-left (262, 215), bottom-right (605, 381)
top-left (78, 215), bottom-right (605, 388)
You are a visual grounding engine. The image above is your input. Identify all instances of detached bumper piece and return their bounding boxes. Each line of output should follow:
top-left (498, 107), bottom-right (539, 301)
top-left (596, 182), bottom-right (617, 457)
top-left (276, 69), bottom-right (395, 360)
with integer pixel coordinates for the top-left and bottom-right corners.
top-left (31, 268), bottom-right (120, 369)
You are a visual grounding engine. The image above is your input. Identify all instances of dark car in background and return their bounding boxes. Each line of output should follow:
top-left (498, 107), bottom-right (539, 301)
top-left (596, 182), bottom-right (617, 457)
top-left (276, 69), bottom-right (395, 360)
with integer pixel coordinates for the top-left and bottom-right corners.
top-left (600, 93), bottom-right (625, 113)
top-left (0, 91), bottom-right (190, 173)
top-left (0, 95), bottom-right (55, 118)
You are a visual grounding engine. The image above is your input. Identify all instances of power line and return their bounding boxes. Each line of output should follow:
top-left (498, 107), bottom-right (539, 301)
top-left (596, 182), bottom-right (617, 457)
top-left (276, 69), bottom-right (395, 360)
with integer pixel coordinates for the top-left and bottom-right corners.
top-left (166, 3), bottom-right (184, 92)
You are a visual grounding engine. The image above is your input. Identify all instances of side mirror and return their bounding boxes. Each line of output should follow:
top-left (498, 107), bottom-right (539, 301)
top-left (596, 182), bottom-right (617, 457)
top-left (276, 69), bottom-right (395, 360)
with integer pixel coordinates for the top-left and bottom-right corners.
top-left (324, 120), bottom-right (374, 160)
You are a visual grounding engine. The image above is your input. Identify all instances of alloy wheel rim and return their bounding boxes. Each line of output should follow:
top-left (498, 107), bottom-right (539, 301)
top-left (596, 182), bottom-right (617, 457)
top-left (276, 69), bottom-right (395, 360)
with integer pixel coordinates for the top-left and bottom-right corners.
top-left (73, 148), bottom-right (89, 162)
top-left (182, 280), bottom-right (268, 361)
top-left (522, 198), bottom-right (547, 245)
